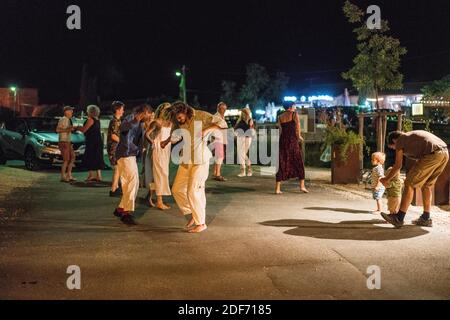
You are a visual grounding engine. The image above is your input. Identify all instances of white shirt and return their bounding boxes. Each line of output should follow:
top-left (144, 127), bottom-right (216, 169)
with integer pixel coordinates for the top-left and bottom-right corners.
top-left (57, 117), bottom-right (72, 142)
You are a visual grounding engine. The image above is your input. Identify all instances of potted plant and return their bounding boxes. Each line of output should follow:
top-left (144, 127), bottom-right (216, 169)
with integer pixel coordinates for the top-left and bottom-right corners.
top-left (322, 126), bottom-right (363, 184)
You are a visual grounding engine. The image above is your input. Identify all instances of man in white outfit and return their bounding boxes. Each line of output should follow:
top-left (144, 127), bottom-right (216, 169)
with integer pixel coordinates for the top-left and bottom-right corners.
top-left (166, 102), bottom-right (228, 233)
top-left (114, 104), bottom-right (154, 225)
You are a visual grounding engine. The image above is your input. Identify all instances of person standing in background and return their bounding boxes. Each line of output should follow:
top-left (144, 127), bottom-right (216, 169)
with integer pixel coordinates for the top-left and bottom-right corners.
top-left (234, 107), bottom-right (255, 178)
top-left (56, 106), bottom-right (77, 183)
top-left (78, 105), bottom-right (105, 182)
top-left (107, 101), bottom-right (125, 197)
top-left (275, 102), bottom-right (308, 194)
top-left (213, 102), bottom-right (228, 182)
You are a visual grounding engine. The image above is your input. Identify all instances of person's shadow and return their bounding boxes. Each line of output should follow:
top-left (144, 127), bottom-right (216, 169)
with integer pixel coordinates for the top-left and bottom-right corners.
top-left (304, 207), bottom-right (372, 214)
top-left (260, 219), bottom-right (429, 241)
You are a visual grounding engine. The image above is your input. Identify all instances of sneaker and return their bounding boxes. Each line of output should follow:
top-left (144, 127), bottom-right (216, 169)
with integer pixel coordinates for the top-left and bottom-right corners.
top-left (381, 212), bottom-right (404, 229)
top-left (247, 170), bottom-right (253, 177)
top-left (412, 217), bottom-right (433, 228)
top-left (121, 214), bottom-right (137, 226)
top-left (238, 170), bottom-right (246, 178)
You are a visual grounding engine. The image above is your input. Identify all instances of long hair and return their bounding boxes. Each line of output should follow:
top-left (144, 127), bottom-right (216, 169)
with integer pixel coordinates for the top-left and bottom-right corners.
top-left (168, 101), bottom-right (194, 123)
top-left (237, 107), bottom-right (252, 125)
top-left (155, 102), bottom-right (172, 120)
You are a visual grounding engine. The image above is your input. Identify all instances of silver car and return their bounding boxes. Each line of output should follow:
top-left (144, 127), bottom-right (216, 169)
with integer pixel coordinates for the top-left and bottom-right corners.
top-left (0, 117), bottom-right (85, 171)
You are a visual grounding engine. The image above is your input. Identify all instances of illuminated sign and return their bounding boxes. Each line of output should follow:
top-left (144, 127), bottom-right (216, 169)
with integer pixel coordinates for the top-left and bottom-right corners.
top-left (284, 96), bottom-right (297, 102)
top-left (225, 109), bottom-right (241, 117)
top-left (308, 95), bottom-right (334, 102)
top-left (412, 103), bottom-right (424, 116)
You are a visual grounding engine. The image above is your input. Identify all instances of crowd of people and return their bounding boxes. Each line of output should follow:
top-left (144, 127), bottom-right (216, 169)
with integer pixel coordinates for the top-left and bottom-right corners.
top-left (56, 100), bottom-right (448, 233)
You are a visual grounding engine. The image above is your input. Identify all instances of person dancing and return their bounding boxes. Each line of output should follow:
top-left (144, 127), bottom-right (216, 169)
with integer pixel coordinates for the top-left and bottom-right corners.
top-left (142, 111), bottom-right (157, 207)
top-left (114, 104), bottom-right (154, 225)
top-left (107, 101), bottom-right (125, 197)
top-left (150, 103), bottom-right (173, 210)
top-left (167, 102), bottom-right (228, 233)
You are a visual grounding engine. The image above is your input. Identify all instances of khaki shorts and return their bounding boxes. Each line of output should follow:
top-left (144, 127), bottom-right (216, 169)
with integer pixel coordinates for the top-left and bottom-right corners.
top-left (387, 197), bottom-right (401, 214)
top-left (405, 150), bottom-right (449, 189)
top-left (59, 142), bottom-right (75, 164)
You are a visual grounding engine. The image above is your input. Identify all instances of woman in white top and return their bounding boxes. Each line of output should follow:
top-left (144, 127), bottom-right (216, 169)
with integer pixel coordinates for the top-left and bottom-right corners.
top-left (146, 103), bottom-right (173, 210)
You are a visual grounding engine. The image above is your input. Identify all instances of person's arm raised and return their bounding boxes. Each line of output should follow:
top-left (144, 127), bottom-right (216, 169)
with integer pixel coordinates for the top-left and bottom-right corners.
top-left (77, 118), bottom-right (94, 134)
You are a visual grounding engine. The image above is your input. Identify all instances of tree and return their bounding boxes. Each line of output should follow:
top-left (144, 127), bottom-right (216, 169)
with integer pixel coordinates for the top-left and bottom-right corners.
top-left (239, 63), bottom-right (270, 109)
top-left (221, 80), bottom-right (240, 107)
top-left (220, 63), bottom-right (290, 110)
top-left (422, 75), bottom-right (450, 102)
top-left (99, 61), bottom-right (124, 100)
top-left (264, 72), bottom-right (290, 103)
top-left (342, 1), bottom-right (407, 109)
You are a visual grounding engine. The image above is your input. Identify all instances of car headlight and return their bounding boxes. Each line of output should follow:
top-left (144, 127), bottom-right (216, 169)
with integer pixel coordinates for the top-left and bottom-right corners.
top-left (37, 139), bottom-right (55, 148)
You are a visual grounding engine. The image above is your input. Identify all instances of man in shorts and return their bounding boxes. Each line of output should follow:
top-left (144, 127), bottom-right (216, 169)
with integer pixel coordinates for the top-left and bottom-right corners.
top-left (56, 106), bottom-right (77, 182)
top-left (380, 130), bottom-right (449, 228)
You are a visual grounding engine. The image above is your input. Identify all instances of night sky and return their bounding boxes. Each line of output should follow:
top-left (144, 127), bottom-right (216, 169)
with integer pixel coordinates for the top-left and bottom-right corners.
top-left (1, 0), bottom-right (449, 106)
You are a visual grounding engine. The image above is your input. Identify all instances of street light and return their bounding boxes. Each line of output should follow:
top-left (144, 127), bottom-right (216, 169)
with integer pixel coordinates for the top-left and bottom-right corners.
top-left (10, 86), bottom-right (18, 117)
top-left (175, 65), bottom-right (187, 103)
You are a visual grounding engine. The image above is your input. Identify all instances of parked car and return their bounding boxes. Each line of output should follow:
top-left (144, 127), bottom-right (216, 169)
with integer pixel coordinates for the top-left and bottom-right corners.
top-left (0, 117), bottom-right (85, 170)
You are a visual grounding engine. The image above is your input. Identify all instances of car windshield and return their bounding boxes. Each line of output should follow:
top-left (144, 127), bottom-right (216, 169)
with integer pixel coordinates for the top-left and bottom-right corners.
top-left (26, 119), bottom-right (59, 132)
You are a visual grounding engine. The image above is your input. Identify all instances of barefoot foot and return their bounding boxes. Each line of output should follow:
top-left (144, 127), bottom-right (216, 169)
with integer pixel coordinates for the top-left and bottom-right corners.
top-left (185, 218), bottom-right (195, 230)
top-left (188, 225), bottom-right (208, 233)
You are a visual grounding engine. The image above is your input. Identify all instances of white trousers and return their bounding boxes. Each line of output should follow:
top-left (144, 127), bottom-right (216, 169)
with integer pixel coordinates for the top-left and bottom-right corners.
top-left (117, 157), bottom-right (140, 212)
top-left (172, 162), bottom-right (210, 226)
top-left (237, 137), bottom-right (252, 169)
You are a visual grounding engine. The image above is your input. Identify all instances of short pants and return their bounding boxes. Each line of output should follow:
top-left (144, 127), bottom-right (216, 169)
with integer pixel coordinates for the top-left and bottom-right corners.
top-left (372, 186), bottom-right (386, 201)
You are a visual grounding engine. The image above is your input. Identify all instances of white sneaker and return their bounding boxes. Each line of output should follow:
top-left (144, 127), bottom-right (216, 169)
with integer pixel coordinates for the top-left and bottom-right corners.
top-left (247, 170), bottom-right (253, 177)
top-left (238, 170), bottom-right (246, 178)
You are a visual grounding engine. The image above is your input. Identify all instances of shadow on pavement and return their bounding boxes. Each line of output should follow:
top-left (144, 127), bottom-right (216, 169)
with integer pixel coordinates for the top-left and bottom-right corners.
top-left (70, 181), bottom-right (111, 188)
top-left (206, 186), bottom-right (256, 195)
top-left (304, 207), bottom-right (371, 214)
top-left (260, 219), bottom-right (429, 241)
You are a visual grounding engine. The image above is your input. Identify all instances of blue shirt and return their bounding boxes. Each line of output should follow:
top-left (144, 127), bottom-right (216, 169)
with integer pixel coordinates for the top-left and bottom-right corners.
top-left (116, 114), bottom-right (143, 160)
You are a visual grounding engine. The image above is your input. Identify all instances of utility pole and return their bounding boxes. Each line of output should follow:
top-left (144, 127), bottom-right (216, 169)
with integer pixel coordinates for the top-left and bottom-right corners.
top-left (10, 86), bottom-right (17, 117)
top-left (176, 65), bottom-right (187, 103)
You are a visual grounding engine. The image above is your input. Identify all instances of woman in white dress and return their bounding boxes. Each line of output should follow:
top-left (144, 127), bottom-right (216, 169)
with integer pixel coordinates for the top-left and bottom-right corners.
top-left (151, 103), bottom-right (173, 210)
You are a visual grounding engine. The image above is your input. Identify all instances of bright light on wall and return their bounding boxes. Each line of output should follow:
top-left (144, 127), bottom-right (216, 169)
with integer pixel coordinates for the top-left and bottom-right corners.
top-left (225, 109), bottom-right (241, 117)
top-left (308, 95), bottom-right (334, 102)
top-left (284, 96), bottom-right (297, 102)
top-left (255, 110), bottom-right (266, 115)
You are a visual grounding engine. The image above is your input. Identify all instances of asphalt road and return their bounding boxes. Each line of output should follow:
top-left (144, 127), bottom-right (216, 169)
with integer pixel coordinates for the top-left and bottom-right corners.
top-left (1, 161), bottom-right (450, 300)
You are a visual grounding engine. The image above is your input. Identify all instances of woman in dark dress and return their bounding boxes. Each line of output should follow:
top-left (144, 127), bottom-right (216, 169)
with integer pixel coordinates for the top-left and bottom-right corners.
top-left (275, 101), bottom-right (308, 194)
top-left (78, 105), bottom-right (105, 182)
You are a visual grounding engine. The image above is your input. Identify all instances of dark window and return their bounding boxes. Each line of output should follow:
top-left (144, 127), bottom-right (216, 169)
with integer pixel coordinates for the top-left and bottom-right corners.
top-left (4, 120), bottom-right (21, 131)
